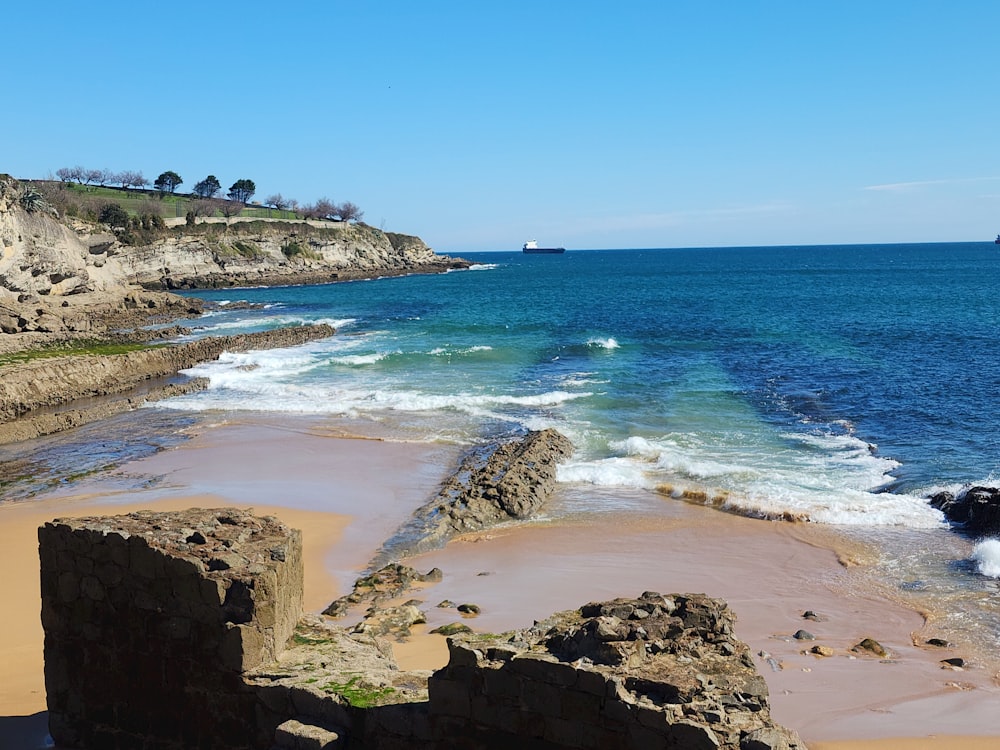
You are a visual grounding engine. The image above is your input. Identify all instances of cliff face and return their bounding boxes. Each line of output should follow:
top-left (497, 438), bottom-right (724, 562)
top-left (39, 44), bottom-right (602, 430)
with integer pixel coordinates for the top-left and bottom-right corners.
top-left (0, 176), bottom-right (465, 338)
top-left (116, 220), bottom-right (451, 290)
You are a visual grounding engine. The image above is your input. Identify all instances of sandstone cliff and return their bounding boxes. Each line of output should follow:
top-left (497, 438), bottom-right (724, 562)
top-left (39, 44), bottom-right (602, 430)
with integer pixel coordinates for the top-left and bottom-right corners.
top-left (0, 175), bottom-right (467, 342)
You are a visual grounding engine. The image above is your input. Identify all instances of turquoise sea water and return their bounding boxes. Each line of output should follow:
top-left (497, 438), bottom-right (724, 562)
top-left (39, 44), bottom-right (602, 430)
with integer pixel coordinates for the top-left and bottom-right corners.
top-left (154, 242), bottom-right (1000, 528)
top-left (5, 242), bottom-right (1000, 649)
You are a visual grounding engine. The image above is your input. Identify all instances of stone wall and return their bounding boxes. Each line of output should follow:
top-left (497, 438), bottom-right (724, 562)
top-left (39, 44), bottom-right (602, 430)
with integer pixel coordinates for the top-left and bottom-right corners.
top-left (39, 508), bottom-right (303, 750)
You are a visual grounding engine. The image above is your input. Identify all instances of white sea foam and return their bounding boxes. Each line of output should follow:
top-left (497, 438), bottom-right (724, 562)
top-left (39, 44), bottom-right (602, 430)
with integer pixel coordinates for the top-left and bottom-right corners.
top-left (428, 345), bottom-right (493, 356)
top-left (575, 429), bottom-right (943, 527)
top-left (972, 539), bottom-right (1000, 578)
top-left (468, 263), bottom-right (499, 271)
top-left (332, 352), bottom-right (392, 366)
top-left (191, 316), bottom-right (353, 334)
top-left (587, 337), bottom-right (620, 350)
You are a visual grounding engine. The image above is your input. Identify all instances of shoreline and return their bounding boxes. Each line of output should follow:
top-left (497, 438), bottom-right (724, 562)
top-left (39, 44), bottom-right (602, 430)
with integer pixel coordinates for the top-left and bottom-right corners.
top-left (2, 419), bottom-right (998, 748)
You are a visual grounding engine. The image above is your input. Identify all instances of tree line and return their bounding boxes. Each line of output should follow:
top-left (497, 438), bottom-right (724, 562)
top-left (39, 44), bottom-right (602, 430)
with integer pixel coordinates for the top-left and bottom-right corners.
top-left (52, 166), bottom-right (364, 222)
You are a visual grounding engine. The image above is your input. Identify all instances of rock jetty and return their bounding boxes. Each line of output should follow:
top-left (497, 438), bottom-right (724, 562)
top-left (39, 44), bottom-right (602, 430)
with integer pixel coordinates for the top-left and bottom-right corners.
top-left (374, 428), bottom-right (575, 564)
top-left (39, 508), bottom-right (803, 749)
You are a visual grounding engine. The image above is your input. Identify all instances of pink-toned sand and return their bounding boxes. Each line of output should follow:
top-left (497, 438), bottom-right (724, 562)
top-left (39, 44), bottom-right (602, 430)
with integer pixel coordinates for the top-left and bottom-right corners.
top-left (1, 416), bottom-right (997, 749)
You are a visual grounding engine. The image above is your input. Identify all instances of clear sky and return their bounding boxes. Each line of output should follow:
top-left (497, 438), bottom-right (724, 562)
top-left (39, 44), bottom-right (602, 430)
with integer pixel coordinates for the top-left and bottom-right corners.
top-left (5, 1), bottom-right (999, 252)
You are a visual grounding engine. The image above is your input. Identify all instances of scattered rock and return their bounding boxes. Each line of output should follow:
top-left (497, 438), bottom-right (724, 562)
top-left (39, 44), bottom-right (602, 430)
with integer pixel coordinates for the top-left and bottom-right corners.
top-left (792, 629), bottom-right (815, 641)
top-left (810, 645), bottom-right (835, 657)
top-left (456, 603), bottom-right (481, 616)
top-left (430, 622), bottom-right (473, 636)
top-left (852, 637), bottom-right (888, 658)
top-left (436, 600), bottom-right (455, 609)
top-left (801, 610), bottom-right (825, 622)
top-left (322, 563), bottom-right (442, 618)
top-left (926, 637), bottom-right (954, 648)
top-left (941, 657), bottom-right (966, 669)
top-left (351, 604), bottom-right (426, 638)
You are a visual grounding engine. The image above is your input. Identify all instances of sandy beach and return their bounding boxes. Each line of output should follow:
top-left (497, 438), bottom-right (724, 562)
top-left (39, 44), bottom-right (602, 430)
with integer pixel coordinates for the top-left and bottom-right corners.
top-left (2, 416), bottom-right (998, 749)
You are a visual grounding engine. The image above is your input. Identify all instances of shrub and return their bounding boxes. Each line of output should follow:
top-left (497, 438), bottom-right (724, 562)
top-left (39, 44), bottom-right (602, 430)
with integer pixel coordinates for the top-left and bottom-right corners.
top-left (98, 203), bottom-right (130, 229)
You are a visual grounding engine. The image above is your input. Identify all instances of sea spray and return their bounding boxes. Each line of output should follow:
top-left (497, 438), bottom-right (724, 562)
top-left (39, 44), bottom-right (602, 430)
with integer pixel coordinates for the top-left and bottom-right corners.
top-left (972, 539), bottom-right (1000, 578)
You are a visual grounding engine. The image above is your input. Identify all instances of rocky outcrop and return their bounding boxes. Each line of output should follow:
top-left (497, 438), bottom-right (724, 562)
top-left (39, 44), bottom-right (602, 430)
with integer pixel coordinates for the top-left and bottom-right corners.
top-left (0, 289), bottom-right (204, 346)
top-left (0, 175), bottom-right (467, 346)
top-left (375, 429), bottom-right (575, 564)
top-left (39, 509), bottom-right (802, 749)
top-left (120, 221), bottom-right (468, 291)
top-left (323, 562), bottom-right (443, 618)
top-left (0, 324), bottom-right (334, 441)
top-left (929, 486), bottom-right (1000, 535)
top-left (429, 592), bottom-right (805, 750)
top-left (39, 508), bottom-right (304, 750)
top-left (0, 377), bottom-right (210, 445)
top-left (1, 176), bottom-right (465, 300)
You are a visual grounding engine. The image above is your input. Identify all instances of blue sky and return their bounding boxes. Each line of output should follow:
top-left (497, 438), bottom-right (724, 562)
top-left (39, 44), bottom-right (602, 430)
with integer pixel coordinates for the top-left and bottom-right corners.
top-left (5, 2), bottom-right (999, 252)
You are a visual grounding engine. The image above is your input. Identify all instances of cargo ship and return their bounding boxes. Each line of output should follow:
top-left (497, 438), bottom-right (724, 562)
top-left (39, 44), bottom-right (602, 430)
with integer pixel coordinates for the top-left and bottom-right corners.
top-left (522, 240), bottom-right (565, 254)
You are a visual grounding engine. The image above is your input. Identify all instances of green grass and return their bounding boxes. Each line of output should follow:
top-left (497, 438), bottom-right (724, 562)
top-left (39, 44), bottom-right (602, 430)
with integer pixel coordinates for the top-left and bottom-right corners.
top-left (0, 340), bottom-right (156, 367)
top-left (319, 675), bottom-right (396, 708)
top-left (51, 182), bottom-right (301, 220)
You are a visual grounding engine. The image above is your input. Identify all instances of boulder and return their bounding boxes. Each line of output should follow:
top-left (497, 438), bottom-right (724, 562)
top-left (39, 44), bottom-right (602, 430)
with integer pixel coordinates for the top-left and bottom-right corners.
top-left (929, 486), bottom-right (1000, 535)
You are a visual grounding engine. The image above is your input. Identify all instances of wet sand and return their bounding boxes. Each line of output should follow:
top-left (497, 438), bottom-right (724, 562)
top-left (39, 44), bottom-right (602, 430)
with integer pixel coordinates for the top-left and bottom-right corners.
top-left (2, 416), bottom-right (998, 748)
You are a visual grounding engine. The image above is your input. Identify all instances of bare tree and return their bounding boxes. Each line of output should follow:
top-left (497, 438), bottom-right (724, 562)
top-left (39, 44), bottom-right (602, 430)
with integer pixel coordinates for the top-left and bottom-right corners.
top-left (94, 168), bottom-right (114, 187)
top-left (336, 201), bottom-right (364, 222)
top-left (264, 193), bottom-right (289, 211)
top-left (84, 168), bottom-right (104, 186)
top-left (190, 199), bottom-right (222, 218)
top-left (306, 197), bottom-right (338, 220)
top-left (56, 166), bottom-right (86, 184)
top-left (219, 199), bottom-right (243, 218)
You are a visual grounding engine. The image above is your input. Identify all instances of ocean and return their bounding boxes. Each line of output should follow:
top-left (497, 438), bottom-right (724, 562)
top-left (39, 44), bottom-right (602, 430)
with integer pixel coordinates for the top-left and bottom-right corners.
top-left (4, 242), bottom-right (1000, 650)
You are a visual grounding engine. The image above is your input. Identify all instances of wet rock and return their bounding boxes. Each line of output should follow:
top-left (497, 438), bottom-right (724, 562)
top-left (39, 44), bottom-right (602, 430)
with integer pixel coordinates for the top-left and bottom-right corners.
top-left (852, 637), bottom-right (888, 657)
top-left (792, 629), bottom-right (815, 641)
top-left (810, 645), bottom-right (835, 657)
top-left (926, 637), bottom-right (954, 648)
top-left (457, 603), bottom-right (481, 616)
top-left (929, 486), bottom-right (1000, 535)
top-left (322, 563), bottom-right (442, 618)
top-left (430, 622), bottom-right (473, 636)
top-left (372, 429), bottom-right (574, 563)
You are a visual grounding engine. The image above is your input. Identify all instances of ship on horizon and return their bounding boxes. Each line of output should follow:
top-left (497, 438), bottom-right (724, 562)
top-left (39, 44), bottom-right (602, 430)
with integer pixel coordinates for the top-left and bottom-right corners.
top-left (522, 240), bottom-right (565, 254)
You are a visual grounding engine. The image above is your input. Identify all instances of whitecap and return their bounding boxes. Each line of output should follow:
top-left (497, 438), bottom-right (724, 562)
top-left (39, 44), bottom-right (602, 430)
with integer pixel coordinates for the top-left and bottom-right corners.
top-left (587, 337), bottom-right (620, 350)
top-left (972, 539), bottom-right (1000, 578)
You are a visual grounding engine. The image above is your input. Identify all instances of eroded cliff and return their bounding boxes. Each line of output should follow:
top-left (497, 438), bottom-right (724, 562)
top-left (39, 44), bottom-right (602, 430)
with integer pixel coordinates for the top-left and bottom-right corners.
top-left (0, 175), bottom-right (467, 342)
